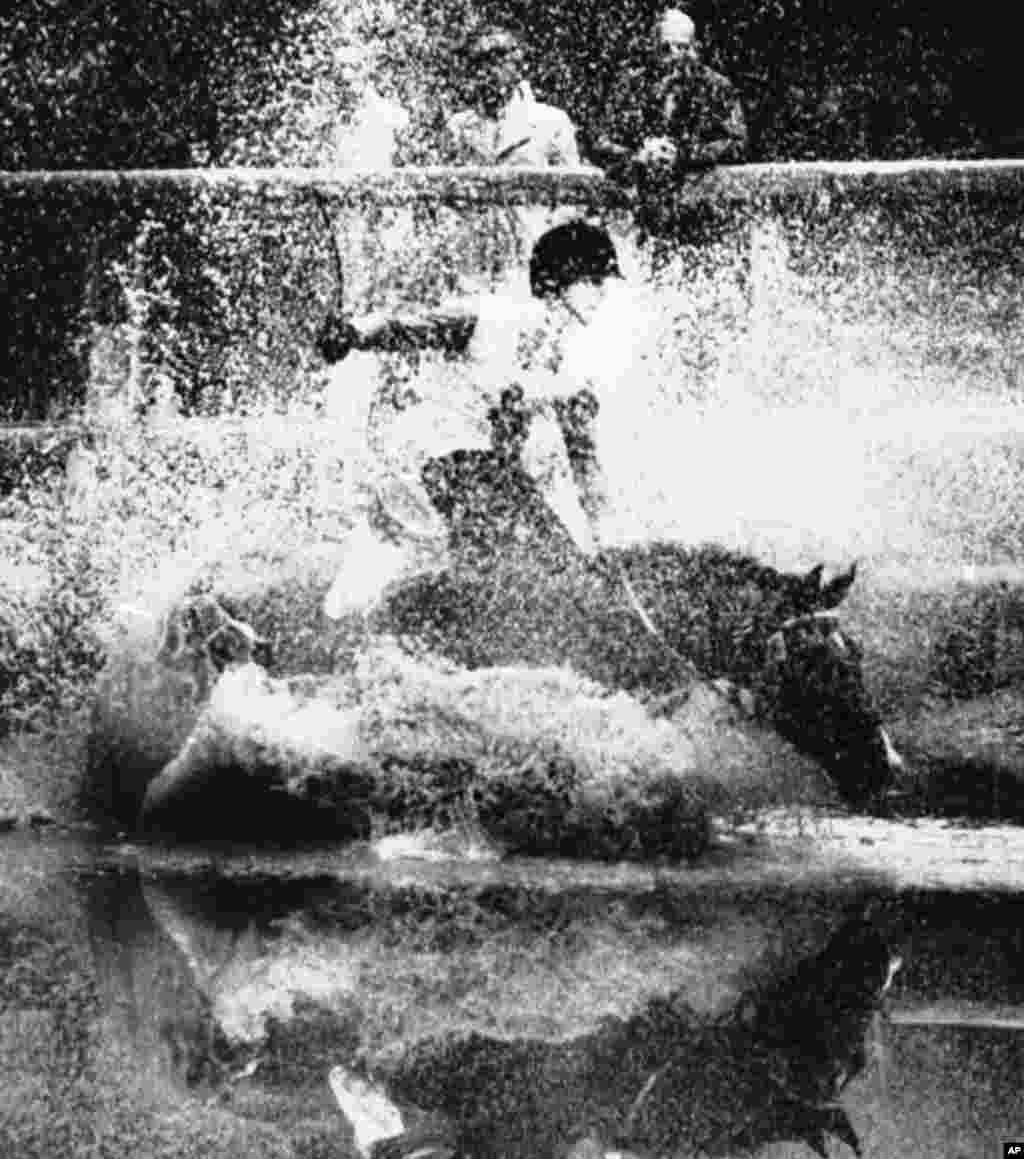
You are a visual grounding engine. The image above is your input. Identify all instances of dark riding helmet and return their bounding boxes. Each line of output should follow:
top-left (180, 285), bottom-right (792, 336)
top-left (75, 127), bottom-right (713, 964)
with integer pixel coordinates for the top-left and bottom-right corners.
top-left (528, 220), bottom-right (623, 300)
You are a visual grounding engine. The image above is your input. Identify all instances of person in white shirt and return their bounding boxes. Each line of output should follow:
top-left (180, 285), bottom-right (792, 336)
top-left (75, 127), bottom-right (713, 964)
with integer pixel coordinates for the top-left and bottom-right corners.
top-left (335, 82), bottom-right (410, 168)
top-left (317, 220), bottom-right (647, 619)
top-left (442, 28), bottom-right (581, 167)
top-left (325, 42), bottom-right (411, 168)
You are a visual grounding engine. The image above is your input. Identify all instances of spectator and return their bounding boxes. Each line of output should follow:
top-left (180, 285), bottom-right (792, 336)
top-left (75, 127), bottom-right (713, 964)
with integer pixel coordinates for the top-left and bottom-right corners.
top-left (590, 9), bottom-right (748, 258)
top-left (593, 8), bottom-right (747, 178)
top-left (442, 28), bottom-right (581, 167)
top-left (330, 43), bottom-right (411, 168)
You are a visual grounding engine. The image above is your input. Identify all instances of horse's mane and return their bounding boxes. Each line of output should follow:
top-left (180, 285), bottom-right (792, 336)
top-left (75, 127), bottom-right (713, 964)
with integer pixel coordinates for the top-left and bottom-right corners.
top-left (611, 540), bottom-right (808, 596)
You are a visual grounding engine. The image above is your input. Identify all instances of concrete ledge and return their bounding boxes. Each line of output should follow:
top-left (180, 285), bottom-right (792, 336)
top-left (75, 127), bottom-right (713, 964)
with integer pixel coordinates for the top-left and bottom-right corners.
top-left (3, 159), bottom-right (1023, 206)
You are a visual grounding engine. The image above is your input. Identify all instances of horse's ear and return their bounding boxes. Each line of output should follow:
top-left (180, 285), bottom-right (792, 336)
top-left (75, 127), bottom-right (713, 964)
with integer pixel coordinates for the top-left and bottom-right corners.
top-left (820, 563), bottom-right (857, 608)
top-left (803, 563), bottom-right (825, 593)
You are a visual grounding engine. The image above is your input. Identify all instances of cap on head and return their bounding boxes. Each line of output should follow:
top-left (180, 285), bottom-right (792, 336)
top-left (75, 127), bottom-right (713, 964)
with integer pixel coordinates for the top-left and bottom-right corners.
top-left (658, 8), bottom-right (696, 47)
top-left (529, 220), bottom-right (623, 299)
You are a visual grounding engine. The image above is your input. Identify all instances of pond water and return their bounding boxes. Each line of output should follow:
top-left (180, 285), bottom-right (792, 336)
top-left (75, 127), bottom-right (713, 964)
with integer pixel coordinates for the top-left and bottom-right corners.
top-left (2, 830), bottom-right (1023, 1159)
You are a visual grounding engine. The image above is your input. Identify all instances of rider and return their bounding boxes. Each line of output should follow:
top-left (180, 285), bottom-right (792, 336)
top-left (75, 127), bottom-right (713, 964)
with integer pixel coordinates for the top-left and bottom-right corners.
top-left (317, 219), bottom-right (633, 618)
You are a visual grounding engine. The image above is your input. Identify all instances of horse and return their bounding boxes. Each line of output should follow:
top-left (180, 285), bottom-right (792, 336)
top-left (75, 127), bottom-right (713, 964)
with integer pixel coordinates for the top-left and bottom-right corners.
top-left (375, 445), bottom-right (903, 810)
top-left (329, 911), bottom-right (901, 1159)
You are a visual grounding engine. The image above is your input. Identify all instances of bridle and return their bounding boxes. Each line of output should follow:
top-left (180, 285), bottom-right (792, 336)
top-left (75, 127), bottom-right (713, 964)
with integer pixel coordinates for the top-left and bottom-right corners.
top-left (615, 562), bottom-right (699, 683)
top-left (766, 608), bottom-right (848, 666)
top-left (754, 609), bottom-right (857, 723)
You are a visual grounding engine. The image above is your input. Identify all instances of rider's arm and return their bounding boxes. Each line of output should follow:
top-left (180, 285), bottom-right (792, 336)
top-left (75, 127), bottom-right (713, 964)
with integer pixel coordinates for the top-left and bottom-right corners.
top-left (552, 388), bottom-right (609, 526)
top-left (318, 302), bottom-right (479, 364)
top-left (353, 304), bottom-right (479, 355)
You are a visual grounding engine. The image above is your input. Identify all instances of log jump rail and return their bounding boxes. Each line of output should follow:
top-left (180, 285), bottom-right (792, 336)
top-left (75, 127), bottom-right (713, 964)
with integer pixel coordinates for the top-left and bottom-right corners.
top-left (3, 157), bottom-right (1024, 204)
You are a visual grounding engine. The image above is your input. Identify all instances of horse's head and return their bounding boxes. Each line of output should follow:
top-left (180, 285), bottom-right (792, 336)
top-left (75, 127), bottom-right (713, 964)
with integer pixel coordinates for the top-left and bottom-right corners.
top-left (623, 911), bottom-right (900, 1158)
top-left (756, 603), bottom-right (902, 808)
top-left (785, 561), bottom-right (859, 617)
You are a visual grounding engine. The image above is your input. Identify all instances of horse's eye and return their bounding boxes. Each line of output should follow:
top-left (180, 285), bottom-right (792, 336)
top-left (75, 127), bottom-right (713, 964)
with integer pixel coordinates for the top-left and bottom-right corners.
top-left (835, 630), bottom-right (862, 661)
top-left (766, 630), bottom-right (787, 663)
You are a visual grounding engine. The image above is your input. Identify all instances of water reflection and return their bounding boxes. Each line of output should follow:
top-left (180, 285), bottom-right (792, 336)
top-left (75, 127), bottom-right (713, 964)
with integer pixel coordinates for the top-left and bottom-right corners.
top-left (329, 913), bottom-right (897, 1159)
top-left (78, 862), bottom-right (893, 1156)
top-left (53, 857), bottom-right (1024, 1158)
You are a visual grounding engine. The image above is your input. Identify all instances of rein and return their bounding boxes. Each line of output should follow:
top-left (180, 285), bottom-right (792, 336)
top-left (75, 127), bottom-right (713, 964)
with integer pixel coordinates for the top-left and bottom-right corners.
top-left (611, 563), bottom-right (699, 676)
top-left (613, 561), bottom-right (699, 681)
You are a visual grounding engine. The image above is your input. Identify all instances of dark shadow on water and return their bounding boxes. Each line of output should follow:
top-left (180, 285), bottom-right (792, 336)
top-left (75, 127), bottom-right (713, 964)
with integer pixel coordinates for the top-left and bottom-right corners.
top-left (913, 758), bottom-right (1024, 822)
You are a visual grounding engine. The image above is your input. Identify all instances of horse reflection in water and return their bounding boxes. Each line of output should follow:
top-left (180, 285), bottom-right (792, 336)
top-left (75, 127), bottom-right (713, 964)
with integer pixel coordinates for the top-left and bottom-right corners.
top-left (330, 914), bottom-right (901, 1159)
top-left (377, 441), bottom-right (903, 810)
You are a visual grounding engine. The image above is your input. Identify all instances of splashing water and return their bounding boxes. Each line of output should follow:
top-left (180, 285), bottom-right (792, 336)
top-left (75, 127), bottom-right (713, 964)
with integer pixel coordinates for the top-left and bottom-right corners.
top-left (5, 179), bottom-right (1020, 744)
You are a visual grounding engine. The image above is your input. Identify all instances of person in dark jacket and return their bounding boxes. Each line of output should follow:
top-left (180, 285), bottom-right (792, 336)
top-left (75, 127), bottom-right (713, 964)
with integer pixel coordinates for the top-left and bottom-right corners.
top-left (593, 8), bottom-right (747, 176)
top-left (591, 8), bottom-right (747, 249)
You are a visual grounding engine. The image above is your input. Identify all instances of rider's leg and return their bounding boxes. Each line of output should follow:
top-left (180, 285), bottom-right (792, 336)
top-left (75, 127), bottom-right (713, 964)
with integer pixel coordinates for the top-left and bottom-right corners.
top-left (521, 405), bottom-right (599, 557)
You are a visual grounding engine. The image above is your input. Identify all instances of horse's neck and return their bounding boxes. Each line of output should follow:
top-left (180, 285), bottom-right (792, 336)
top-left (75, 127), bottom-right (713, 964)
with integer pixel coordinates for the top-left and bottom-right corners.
top-left (617, 544), bottom-right (780, 681)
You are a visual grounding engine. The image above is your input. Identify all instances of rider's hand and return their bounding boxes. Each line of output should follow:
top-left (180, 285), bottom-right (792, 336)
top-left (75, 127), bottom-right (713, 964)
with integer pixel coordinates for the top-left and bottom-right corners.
top-left (316, 313), bottom-right (361, 365)
top-left (487, 384), bottom-right (531, 459)
top-left (635, 136), bottom-right (678, 167)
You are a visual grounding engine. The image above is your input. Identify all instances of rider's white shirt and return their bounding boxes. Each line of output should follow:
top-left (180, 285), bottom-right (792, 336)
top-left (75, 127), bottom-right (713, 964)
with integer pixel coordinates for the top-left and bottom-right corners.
top-left (381, 280), bottom-right (575, 462)
top-left (563, 279), bottom-right (656, 395)
top-left (381, 276), bottom-right (659, 532)
top-left (564, 280), bottom-right (662, 542)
